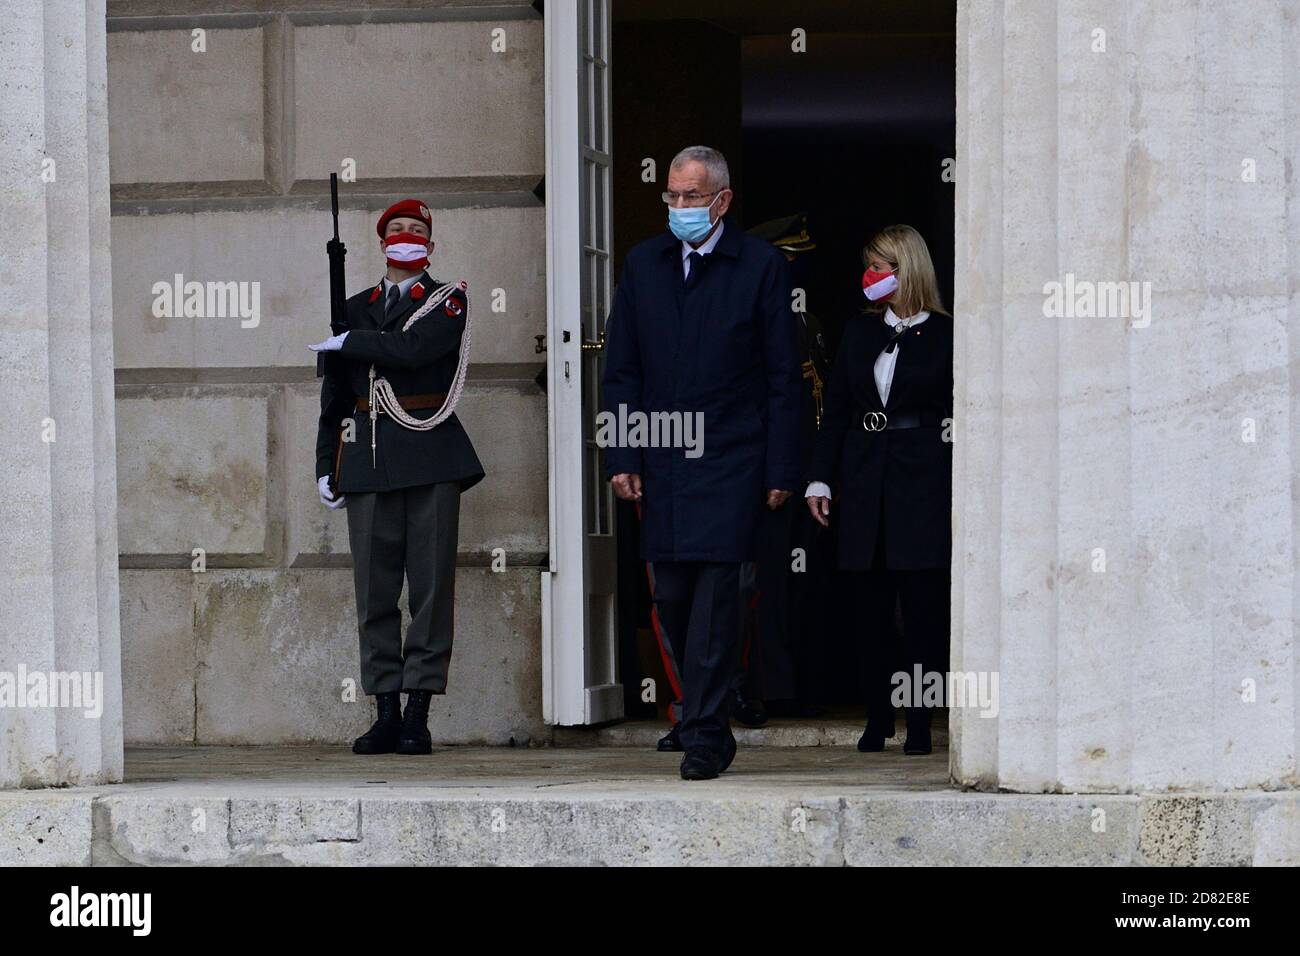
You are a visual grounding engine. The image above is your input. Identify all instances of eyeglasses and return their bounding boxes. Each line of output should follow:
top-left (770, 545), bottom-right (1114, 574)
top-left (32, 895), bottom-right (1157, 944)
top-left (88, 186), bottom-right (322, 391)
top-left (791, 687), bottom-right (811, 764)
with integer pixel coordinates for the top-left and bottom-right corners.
top-left (661, 190), bottom-right (723, 206)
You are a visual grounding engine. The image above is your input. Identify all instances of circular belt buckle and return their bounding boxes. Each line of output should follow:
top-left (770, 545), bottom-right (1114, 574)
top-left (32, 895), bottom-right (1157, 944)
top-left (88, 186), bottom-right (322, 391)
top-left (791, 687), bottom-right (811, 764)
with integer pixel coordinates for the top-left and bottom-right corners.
top-left (862, 411), bottom-right (888, 432)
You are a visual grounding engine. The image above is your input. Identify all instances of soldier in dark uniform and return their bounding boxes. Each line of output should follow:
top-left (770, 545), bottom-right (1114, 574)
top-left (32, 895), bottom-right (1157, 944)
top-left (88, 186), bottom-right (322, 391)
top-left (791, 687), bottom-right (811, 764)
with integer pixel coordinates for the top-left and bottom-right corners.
top-left (309, 199), bottom-right (484, 756)
top-left (734, 214), bottom-right (832, 724)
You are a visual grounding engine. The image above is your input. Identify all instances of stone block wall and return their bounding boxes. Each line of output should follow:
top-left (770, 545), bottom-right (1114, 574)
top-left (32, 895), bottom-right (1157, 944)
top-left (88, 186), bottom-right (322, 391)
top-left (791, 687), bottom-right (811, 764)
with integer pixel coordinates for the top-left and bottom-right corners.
top-left (104, 0), bottom-right (548, 745)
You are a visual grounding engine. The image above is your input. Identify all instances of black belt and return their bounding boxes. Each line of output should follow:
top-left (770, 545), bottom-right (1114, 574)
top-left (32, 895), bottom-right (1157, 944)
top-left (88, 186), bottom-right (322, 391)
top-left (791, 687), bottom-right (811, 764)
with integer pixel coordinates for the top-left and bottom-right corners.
top-left (860, 409), bottom-right (944, 432)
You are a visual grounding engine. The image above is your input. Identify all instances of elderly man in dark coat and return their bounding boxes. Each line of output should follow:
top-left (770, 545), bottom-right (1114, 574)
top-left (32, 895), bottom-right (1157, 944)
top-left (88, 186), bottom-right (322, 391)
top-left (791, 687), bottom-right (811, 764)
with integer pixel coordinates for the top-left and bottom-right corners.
top-left (601, 146), bottom-right (803, 780)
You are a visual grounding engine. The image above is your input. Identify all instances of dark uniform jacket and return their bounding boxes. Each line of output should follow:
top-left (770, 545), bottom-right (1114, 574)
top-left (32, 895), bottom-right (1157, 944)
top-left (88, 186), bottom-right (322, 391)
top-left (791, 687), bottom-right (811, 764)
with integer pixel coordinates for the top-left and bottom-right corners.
top-left (601, 220), bottom-right (804, 563)
top-left (807, 310), bottom-right (953, 571)
top-left (796, 309), bottom-right (831, 470)
top-left (314, 270), bottom-right (485, 494)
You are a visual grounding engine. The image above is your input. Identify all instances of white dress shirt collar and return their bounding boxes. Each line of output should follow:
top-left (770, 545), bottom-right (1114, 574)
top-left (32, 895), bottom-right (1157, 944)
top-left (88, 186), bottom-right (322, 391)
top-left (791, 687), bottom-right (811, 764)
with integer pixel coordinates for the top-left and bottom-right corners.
top-left (884, 305), bottom-right (930, 329)
top-left (382, 273), bottom-right (423, 298)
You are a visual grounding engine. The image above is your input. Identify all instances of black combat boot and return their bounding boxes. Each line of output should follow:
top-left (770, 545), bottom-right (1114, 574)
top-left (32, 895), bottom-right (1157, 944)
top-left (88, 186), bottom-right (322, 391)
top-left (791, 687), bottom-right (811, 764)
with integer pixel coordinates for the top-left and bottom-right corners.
top-left (352, 691), bottom-right (402, 754)
top-left (396, 689), bottom-right (434, 755)
top-left (903, 707), bottom-right (932, 755)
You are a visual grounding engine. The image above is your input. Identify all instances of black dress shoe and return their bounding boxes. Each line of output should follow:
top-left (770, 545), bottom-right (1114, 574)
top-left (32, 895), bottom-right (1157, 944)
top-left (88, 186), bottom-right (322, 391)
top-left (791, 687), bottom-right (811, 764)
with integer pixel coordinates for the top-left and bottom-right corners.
top-left (903, 726), bottom-right (932, 755)
top-left (396, 689), bottom-right (434, 755)
top-left (657, 723), bottom-right (683, 752)
top-left (680, 747), bottom-right (722, 780)
top-left (857, 720), bottom-right (895, 753)
top-left (731, 690), bottom-right (768, 728)
top-left (720, 728), bottom-right (737, 773)
top-left (352, 691), bottom-right (402, 754)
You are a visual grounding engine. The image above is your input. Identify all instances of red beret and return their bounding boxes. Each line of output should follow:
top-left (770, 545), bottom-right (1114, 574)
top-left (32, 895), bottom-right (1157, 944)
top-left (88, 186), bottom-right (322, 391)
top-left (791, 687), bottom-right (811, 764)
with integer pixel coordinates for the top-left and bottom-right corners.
top-left (376, 199), bottom-right (432, 237)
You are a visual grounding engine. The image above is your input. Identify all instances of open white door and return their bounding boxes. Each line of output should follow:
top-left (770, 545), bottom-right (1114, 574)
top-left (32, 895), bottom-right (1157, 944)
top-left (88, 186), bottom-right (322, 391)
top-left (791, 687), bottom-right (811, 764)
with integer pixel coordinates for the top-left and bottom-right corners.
top-left (542, 0), bottom-right (621, 725)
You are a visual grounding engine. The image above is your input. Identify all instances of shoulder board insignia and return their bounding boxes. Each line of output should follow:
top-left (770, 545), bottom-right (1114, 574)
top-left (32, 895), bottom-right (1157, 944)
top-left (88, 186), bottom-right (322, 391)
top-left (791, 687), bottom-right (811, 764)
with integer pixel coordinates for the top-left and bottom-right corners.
top-left (444, 296), bottom-right (463, 317)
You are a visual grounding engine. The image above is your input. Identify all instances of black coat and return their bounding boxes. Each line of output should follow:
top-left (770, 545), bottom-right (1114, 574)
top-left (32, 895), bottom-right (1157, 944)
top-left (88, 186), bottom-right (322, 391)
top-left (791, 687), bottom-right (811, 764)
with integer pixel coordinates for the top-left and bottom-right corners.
top-left (807, 310), bottom-right (953, 570)
top-left (315, 271), bottom-right (485, 494)
top-left (601, 220), bottom-right (804, 563)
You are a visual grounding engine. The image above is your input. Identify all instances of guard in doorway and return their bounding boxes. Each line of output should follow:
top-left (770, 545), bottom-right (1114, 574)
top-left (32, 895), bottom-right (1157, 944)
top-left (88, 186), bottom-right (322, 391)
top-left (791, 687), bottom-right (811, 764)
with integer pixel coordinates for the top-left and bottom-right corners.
top-left (309, 199), bottom-right (485, 756)
top-left (733, 213), bottom-right (833, 726)
top-left (602, 146), bottom-right (804, 780)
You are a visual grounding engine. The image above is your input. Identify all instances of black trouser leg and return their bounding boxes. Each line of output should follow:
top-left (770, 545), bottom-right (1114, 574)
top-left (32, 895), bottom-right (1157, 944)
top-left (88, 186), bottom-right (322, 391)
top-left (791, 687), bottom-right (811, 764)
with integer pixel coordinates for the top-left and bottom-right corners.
top-left (401, 481), bottom-right (461, 693)
top-left (650, 561), bottom-right (742, 754)
top-left (852, 568), bottom-right (898, 731)
top-left (895, 568), bottom-right (948, 736)
top-left (347, 489), bottom-right (407, 695)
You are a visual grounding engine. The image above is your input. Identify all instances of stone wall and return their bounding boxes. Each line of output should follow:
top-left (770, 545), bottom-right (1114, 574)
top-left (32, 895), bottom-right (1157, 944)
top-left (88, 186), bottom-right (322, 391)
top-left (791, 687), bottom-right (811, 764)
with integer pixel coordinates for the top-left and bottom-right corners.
top-left (951, 0), bottom-right (1300, 793)
top-left (104, 0), bottom-right (548, 745)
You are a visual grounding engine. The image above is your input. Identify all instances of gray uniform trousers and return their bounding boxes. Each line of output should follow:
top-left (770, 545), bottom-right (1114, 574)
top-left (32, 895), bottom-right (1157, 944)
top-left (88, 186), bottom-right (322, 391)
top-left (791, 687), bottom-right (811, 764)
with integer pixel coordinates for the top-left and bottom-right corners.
top-left (346, 481), bottom-right (461, 694)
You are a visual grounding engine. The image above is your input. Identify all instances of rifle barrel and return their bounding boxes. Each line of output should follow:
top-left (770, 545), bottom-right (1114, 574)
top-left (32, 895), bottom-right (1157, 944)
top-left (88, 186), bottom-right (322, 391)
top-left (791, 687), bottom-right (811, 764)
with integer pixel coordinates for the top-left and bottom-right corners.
top-left (330, 172), bottom-right (340, 241)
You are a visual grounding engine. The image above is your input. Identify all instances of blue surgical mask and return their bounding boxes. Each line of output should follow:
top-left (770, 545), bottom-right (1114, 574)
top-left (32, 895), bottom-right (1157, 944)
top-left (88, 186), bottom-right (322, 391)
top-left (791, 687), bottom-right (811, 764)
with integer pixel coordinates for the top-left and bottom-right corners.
top-left (667, 196), bottom-right (719, 243)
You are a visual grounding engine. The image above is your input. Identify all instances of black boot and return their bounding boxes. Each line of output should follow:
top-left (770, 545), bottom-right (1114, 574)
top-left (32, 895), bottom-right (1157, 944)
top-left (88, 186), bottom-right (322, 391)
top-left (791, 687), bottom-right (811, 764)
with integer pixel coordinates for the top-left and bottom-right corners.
top-left (858, 701), bottom-right (896, 752)
top-left (396, 689), bottom-right (434, 755)
top-left (857, 720), bottom-right (896, 752)
top-left (352, 691), bottom-right (402, 754)
top-left (903, 707), bottom-right (932, 755)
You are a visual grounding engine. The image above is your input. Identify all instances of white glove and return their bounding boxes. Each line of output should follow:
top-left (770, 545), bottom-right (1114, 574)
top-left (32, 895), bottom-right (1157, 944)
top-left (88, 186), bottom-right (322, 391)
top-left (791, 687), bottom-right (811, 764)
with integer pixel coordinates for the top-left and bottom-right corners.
top-left (308, 330), bottom-right (349, 352)
top-left (318, 475), bottom-right (346, 509)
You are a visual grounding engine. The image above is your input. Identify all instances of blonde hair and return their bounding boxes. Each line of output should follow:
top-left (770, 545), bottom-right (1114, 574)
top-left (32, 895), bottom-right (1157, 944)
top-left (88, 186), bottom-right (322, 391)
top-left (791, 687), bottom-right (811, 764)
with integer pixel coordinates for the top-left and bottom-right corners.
top-left (863, 224), bottom-right (948, 317)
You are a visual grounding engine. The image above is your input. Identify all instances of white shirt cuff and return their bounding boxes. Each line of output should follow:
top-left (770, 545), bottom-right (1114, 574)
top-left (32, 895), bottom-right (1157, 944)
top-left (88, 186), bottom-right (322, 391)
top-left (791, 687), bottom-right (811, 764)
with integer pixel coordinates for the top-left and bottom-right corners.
top-left (805, 481), bottom-right (831, 498)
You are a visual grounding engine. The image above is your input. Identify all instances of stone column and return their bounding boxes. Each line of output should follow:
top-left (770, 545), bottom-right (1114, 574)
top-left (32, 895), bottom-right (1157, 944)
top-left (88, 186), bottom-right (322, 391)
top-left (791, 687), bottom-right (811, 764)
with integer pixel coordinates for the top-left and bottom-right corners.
top-left (951, 0), bottom-right (1299, 793)
top-left (0, 0), bottom-right (123, 787)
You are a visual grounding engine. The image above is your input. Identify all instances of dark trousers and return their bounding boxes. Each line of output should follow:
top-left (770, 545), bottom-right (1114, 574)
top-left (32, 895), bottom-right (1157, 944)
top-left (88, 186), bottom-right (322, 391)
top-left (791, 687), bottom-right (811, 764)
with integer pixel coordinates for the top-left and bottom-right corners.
top-left (849, 568), bottom-right (947, 732)
top-left (850, 504), bottom-right (948, 734)
top-left (649, 561), bottom-right (742, 753)
top-left (346, 481), bottom-right (460, 695)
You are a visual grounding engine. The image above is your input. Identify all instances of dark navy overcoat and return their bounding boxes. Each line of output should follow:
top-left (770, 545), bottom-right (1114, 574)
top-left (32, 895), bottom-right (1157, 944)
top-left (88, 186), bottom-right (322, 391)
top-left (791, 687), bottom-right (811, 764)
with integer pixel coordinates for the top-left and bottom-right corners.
top-left (601, 219), bottom-right (804, 563)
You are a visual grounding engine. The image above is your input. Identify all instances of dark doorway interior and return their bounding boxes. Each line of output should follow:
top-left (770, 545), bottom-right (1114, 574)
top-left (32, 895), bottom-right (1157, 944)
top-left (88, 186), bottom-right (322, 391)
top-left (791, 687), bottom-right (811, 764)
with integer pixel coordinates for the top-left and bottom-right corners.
top-left (610, 0), bottom-right (957, 721)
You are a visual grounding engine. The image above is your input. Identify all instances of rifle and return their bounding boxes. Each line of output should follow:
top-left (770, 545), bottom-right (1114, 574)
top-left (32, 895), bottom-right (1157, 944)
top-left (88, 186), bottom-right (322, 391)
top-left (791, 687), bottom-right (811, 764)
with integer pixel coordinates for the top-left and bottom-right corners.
top-left (316, 172), bottom-right (348, 378)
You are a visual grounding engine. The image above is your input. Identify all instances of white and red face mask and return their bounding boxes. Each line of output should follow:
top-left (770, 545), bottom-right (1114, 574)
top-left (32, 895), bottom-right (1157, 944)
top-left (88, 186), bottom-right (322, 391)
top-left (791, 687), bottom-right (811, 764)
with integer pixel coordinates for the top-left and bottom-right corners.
top-left (862, 267), bottom-right (898, 302)
top-left (383, 231), bottom-right (432, 271)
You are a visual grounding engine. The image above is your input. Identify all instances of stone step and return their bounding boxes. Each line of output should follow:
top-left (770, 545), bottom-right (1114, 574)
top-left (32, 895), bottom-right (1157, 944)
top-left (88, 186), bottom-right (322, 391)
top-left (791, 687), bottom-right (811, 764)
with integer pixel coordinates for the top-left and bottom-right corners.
top-left (1, 747), bottom-right (1294, 866)
top-left (556, 719), bottom-right (951, 750)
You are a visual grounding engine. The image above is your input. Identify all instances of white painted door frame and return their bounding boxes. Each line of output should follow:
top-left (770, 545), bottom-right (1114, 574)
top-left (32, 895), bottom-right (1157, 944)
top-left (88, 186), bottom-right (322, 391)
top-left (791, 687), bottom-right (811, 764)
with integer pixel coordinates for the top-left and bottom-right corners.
top-left (541, 0), bottom-right (621, 726)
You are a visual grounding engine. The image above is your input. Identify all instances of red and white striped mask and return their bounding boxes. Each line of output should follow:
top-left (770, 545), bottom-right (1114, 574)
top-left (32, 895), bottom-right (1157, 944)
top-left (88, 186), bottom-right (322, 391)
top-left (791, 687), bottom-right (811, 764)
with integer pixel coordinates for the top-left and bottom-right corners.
top-left (383, 231), bottom-right (432, 270)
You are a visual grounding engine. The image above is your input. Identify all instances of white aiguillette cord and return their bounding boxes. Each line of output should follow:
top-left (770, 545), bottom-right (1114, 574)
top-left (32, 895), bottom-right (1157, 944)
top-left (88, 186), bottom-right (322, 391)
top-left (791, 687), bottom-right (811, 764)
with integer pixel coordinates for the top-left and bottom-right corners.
top-left (367, 279), bottom-right (473, 468)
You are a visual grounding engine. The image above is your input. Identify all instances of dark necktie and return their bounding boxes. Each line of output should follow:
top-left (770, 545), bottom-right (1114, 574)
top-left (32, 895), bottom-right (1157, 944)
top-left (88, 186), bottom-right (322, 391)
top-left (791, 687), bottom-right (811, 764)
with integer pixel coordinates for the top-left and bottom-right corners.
top-left (685, 252), bottom-right (702, 285)
top-left (386, 283), bottom-right (401, 315)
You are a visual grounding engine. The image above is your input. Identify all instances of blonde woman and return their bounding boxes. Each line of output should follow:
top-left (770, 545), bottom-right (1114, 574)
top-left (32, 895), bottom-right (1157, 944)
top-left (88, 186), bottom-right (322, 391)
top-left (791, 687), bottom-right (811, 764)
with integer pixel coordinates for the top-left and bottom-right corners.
top-left (805, 225), bottom-right (953, 755)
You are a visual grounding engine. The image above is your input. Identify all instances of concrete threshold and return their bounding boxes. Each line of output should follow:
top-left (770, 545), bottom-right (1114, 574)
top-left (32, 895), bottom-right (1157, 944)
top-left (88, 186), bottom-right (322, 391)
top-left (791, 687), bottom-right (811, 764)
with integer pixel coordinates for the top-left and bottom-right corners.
top-left (1, 746), bottom-right (1295, 866)
top-left (555, 718), bottom-right (905, 749)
